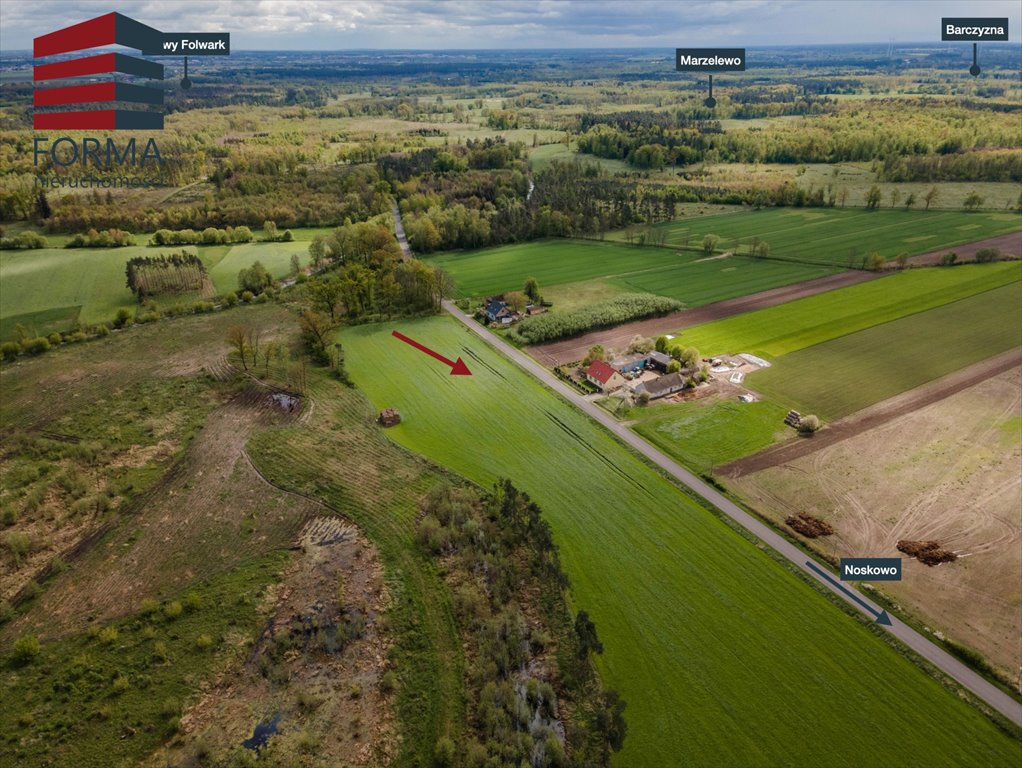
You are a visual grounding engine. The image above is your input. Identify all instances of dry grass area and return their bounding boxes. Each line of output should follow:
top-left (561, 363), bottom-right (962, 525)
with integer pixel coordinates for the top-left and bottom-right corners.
top-left (5, 388), bottom-right (318, 643)
top-left (146, 517), bottom-right (397, 767)
top-left (732, 365), bottom-right (1022, 676)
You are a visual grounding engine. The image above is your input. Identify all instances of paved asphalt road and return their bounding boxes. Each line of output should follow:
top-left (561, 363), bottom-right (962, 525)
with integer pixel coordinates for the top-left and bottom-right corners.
top-left (442, 299), bottom-right (1022, 727)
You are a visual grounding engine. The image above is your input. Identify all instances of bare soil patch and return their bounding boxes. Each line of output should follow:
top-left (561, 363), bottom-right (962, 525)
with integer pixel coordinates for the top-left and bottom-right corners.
top-left (722, 347), bottom-right (1022, 477)
top-left (527, 270), bottom-right (879, 367)
top-left (4, 389), bottom-right (317, 642)
top-left (898, 540), bottom-right (958, 566)
top-left (730, 365), bottom-right (1022, 675)
top-left (786, 513), bottom-right (834, 538)
top-left (907, 231), bottom-right (1022, 266)
top-left (148, 517), bottom-right (397, 766)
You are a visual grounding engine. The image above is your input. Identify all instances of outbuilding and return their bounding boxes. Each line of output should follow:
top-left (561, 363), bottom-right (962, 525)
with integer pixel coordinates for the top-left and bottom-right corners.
top-left (636, 372), bottom-right (687, 400)
top-left (610, 353), bottom-right (648, 374)
top-left (646, 351), bottom-right (672, 372)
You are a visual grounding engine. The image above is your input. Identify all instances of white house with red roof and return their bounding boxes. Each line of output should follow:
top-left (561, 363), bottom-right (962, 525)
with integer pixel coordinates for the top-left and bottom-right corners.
top-left (585, 360), bottom-right (626, 392)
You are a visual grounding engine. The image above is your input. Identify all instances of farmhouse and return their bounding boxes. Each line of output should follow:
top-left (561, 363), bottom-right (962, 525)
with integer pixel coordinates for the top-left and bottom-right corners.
top-left (610, 353), bottom-right (648, 374)
top-left (586, 360), bottom-right (626, 392)
top-left (636, 372), bottom-right (687, 400)
top-left (485, 299), bottom-right (519, 324)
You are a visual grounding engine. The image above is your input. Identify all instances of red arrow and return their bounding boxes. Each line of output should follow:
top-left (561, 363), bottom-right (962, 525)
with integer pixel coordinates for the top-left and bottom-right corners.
top-left (392, 330), bottom-right (471, 375)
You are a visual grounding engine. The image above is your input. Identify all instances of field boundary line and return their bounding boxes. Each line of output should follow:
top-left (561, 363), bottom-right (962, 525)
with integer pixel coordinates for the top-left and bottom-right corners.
top-left (722, 347), bottom-right (1022, 476)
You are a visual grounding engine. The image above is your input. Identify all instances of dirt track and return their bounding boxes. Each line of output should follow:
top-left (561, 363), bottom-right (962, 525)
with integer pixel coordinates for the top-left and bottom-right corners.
top-left (527, 271), bottom-right (880, 367)
top-left (720, 347), bottom-right (1022, 477)
top-left (907, 231), bottom-right (1022, 266)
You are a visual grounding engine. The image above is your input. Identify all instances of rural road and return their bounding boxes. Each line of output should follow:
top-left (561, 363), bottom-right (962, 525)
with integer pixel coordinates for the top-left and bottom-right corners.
top-left (442, 299), bottom-right (1022, 727)
top-left (392, 201), bottom-right (413, 261)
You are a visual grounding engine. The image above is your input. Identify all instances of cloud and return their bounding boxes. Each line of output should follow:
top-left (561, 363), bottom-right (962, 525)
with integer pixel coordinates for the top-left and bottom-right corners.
top-left (2, 0), bottom-right (1019, 50)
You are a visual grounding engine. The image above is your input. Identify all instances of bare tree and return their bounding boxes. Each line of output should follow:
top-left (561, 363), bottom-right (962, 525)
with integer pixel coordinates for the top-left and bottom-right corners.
top-left (226, 325), bottom-right (249, 370)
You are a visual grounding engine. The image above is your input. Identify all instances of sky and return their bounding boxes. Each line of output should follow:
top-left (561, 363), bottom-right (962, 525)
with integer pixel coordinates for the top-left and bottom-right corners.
top-left (2, 0), bottom-right (1020, 51)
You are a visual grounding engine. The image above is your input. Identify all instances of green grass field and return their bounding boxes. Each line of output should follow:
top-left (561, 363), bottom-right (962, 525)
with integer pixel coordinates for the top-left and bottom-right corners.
top-left (0, 241), bottom-right (309, 337)
top-left (678, 262), bottom-right (1022, 359)
top-left (427, 239), bottom-right (837, 305)
top-left (631, 398), bottom-right (792, 472)
top-left (207, 241), bottom-right (306, 294)
top-left (606, 208), bottom-right (1021, 267)
top-left (340, 316), bottom-right (1020, 768)
top-left (0, 246), bottom-right (151, 332)
top-left (751, 281), bottom-right (1022, 420)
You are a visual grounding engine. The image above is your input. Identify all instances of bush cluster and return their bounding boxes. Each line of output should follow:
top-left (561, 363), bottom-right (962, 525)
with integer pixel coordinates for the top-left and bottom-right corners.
top-left (150, 226), bottom-right (253, 246)
top-left (511, 294), bottom-right (681, 344)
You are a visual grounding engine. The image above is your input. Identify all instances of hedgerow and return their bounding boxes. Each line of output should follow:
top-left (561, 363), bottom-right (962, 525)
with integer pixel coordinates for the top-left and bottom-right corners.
top-left (511, 293), bottom-right (681, 344)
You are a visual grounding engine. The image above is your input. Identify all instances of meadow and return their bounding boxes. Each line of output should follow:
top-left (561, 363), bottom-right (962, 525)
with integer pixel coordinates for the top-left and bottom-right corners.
top-left (750, 281), bottom-right (1022, 420)
top-left (427, 239), bottom-right (837, 304)
top-left (630, 398), bottom-right (792, 472)
top-left (678, 262), bottom-right (1022, 359)
top-left (340, 315), bottom-right (1021, 768)
top-left (606, 208), bottom-right (1022, 267)
top-left (206, 240), bottom-right (306, 294)
top-left (0, 240), bottom-right (305, 338)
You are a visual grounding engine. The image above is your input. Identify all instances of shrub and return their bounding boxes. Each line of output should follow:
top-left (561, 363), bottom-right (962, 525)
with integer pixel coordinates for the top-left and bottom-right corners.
top-left (140, 598), bottom-right (159, 616)
top-left (224, 292), bottom-right (238, 307)
top-left (152, 641), bottom-right (169, 663)
top-left (47, 332), bottom-right (62, 346)
top-left (98, 626), bottom-right (119, 645)
top-left (0, 231), bottom-right (47, 249)
top-left (95, 324), bottom-right (110, 336)
top-left (1, 342), bottom-right (18, 361)
top-left (21, 337), bottom-right (50, 355)
top-left (433, 736), bottom-right (456, 768)
top-left (380, 670), bottom-right (397, 695)
top-left (163, 601), bottom-right (183, 620)
top-left (798, 414), bottom-right (821, 433)
top-left (240, 290), bottom-right (255, 303)
top-left (195, 633), bottom-right (214, 650)
top-left (11, 634), bottom-right (41, 665)
top-left (974, 247), bottom-right (1001, 263)
top-left (111, 674), bottom-right (130, 694)
top-left (4, 531), bottom-right (31, 564)
top-left (184, 591), bottom-right (201, 611)
top-left (238, 261), bottom-right (272, 294)
top-left (113, 308), bottom-right (132, 328)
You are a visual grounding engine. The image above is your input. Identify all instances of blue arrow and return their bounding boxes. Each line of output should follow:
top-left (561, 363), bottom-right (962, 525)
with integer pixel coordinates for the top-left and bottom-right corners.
top-left (806, 560), bottom-right (892, 626)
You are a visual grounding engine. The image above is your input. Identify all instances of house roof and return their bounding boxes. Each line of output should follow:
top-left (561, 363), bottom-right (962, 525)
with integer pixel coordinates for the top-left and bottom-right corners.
top-left (586, 360), bottom-right (618, 384)
top-left (610, 353), bottom-right (647, 370)
top-left (486, 299), bottom-right (507, 315)
top-left (642, 372), bottom-right (687, 397)
top-left (647, 351), bottom-right (671, 365)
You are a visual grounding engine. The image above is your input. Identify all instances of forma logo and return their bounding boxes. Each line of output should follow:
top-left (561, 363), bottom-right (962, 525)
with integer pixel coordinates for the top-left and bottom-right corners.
top-left (33, 12), bottom-right (230, 130)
